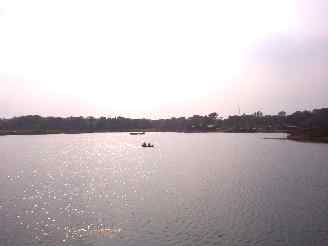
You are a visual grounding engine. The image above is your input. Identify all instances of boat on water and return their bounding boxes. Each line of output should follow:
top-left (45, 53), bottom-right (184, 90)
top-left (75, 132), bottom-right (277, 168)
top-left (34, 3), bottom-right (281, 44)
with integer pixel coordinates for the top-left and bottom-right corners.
top-left (129, 132), bottom-right (145, 135)
top-left (141, 142), bottom-right (154, 148)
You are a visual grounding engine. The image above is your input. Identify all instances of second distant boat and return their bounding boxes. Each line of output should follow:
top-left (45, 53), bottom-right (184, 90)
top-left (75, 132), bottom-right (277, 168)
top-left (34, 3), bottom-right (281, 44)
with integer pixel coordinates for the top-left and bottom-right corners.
top-left (129, 132), bottom-right (145, 135)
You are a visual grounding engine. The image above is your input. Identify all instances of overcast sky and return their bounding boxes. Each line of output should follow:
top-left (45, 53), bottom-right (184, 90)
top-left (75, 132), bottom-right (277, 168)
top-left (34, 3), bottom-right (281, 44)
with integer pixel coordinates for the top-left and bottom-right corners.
top-left (0, 0), bottom-right (327, 118)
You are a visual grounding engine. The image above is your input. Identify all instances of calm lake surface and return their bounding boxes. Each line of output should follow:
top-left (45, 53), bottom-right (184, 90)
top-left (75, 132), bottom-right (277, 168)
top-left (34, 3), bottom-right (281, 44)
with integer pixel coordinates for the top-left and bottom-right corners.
top-left (0, 133), bottom-right (328, 246)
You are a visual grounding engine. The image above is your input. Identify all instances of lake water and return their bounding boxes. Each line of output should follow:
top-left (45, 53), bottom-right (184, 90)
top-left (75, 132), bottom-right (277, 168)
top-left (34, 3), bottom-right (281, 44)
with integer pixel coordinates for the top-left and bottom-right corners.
top-left (0, 133), bottom-right (328, 246)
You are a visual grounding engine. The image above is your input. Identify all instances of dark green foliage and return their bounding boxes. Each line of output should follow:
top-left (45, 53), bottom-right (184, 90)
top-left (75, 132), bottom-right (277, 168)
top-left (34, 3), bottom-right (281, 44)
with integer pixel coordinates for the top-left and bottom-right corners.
top-left (0, 108), bottom-right (327, 133)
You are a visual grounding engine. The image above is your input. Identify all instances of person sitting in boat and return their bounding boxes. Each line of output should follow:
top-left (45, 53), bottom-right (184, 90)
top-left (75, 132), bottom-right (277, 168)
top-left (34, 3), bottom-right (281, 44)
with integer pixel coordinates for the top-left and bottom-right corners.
top-left (142, 142), bottom-right (147, 147)
top-left (147, 143), bottom-right (154, 147)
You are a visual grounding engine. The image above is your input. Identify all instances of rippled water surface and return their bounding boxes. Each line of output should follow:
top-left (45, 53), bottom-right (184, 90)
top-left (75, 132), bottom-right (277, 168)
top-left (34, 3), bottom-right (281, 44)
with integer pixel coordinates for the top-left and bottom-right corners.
top-left (1, 133), bottom-right (328, 246)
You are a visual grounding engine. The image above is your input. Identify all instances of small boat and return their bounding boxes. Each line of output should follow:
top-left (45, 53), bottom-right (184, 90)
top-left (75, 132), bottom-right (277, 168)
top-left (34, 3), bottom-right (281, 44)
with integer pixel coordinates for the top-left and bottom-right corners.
top-left (142, 142), bottom-right (154, 148)
top-left (130, 132), bottom-right (145, 135)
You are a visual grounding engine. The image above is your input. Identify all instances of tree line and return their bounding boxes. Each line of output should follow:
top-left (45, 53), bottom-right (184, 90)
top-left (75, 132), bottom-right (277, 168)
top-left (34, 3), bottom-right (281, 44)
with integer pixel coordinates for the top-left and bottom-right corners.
top-left (0, 108), bottom-right (327, 133)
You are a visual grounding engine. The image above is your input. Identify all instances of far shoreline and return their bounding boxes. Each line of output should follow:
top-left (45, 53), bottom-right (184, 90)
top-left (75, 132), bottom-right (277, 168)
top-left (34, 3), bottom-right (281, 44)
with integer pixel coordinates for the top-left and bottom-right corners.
top-left (0, 129), bottom-right (287, 136)
top-left (286, 129), bottom-right (328, 143)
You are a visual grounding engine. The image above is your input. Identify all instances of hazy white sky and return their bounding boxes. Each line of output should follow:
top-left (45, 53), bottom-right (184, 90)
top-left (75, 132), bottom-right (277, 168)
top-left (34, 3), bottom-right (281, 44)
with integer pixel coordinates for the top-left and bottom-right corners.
top-left (0, 0), bottom-right (327, 118)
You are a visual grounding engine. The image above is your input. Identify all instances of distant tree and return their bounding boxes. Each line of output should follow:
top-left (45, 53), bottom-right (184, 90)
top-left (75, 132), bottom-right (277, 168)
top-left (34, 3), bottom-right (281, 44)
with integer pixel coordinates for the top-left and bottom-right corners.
top-left (0, 119), bottom-right (4, 130)
top-left (96, 117), bottom-right (108, 129)
top-left (254, 111), bottom-right (263, 118)
top-left (278, 111), bottom-right (286, 117)
top-left (208, 112), bottom-right (218, 119)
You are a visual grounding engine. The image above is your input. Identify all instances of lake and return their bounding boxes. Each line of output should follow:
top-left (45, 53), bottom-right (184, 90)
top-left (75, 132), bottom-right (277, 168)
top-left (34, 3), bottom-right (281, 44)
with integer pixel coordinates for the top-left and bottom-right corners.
top-left (0, 132), bottom-right (328, 246)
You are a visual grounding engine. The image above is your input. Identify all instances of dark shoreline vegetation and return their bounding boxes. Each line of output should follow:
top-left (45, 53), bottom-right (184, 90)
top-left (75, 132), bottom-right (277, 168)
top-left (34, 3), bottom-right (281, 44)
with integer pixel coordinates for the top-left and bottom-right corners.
top-left (1, 108), bottom-right (328, 142)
